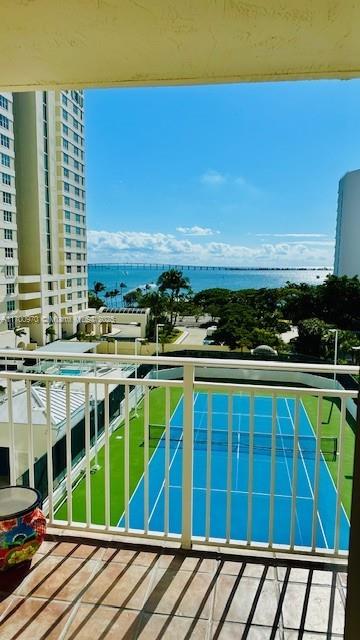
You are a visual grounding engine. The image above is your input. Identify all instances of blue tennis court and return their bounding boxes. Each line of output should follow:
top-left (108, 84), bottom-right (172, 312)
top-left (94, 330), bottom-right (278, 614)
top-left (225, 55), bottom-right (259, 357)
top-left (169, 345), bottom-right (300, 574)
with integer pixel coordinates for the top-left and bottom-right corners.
top-left (122, 392), bottom-right (350, 550)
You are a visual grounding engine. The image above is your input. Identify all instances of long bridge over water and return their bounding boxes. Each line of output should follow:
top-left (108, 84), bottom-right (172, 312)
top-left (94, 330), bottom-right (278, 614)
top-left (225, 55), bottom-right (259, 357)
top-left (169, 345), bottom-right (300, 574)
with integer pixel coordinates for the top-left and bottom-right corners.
top-left (89, 263), bottom-right (330, 272)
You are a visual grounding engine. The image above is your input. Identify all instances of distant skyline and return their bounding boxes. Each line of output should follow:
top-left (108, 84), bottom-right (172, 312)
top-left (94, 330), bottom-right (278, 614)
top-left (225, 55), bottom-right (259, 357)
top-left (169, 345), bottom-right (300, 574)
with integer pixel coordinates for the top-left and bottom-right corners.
top-left (85, 80), bottom-right (360, 267)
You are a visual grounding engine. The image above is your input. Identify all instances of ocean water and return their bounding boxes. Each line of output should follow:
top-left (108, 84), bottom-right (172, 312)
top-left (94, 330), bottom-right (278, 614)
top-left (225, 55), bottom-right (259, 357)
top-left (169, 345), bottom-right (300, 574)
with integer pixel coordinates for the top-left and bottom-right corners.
top-left (88, 264), bottom-right (331, 295)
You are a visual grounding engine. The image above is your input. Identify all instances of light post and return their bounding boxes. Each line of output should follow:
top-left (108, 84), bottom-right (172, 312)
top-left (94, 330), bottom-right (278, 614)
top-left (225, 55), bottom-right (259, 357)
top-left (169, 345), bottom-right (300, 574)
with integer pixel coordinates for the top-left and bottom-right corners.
top-left (329, 328), bottom-right (339, 387)
top-left (134, 337), bottom-right (144, 417)
top-left (155, 323), bottom-right (164, 377)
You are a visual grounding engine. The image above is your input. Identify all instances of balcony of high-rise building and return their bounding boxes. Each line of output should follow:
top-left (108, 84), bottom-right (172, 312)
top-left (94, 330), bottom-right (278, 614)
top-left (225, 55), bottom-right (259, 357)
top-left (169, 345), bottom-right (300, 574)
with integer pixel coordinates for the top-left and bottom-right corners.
top-left (1, 3), bottom-right (360, 639)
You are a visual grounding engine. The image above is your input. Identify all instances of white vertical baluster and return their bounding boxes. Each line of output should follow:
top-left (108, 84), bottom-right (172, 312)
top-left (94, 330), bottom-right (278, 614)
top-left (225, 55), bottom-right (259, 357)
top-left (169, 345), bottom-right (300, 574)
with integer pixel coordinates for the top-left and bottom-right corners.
top-left (226, 393), bottom-right (233, 542)
top-left (181, 364), bottom-right (194, 549)
top-left (164, 387), bottom-right (170, 536)
top-left (247, 392), bottom-right (255, 545)
top-left (290, 397), bottom-right (300, 549)
top-left (26, 379), bottom-right (35, 488)
top-left (124, 384), bottom-right (130, 531)
top-left (65, 382), bottom-right (72, 525)
top-left (46, 381), bottom-right (54, 523)
top-left (104, 383), bottom-right (110, 530)
top-left (334, 396), bottom-right (346, 553)
top-left (311, 395), bottom-right (322, 551)
top-left (205, 392), bottom-right (212, 541)
top-left (268, 394), bottom-right (277, 547)
top-left (8, 379), bottom-right (16, 485)
top-left (84, 383), bottom-right (91, 527)
top-left (143, 386), bottom-right (149, 533)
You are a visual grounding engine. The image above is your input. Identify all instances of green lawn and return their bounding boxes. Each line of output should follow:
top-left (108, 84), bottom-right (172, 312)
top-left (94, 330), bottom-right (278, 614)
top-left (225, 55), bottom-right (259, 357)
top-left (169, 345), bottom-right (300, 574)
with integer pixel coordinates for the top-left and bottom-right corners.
top-left (55, 386), bottom-right (182, 525)
top-left (302, 395), bottom-right (355, 517)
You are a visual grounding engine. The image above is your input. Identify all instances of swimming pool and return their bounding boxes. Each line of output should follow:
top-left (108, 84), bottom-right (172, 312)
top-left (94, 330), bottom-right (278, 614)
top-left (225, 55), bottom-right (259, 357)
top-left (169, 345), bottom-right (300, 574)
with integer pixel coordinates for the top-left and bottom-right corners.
top-left (58, 368), bottom-right (82, 376)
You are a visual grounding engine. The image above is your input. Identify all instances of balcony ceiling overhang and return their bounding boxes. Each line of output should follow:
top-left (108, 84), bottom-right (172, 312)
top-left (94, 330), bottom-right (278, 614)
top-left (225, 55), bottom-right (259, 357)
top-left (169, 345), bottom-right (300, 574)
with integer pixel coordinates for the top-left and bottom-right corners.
top-left (1, 0), bottom-right (360, 91)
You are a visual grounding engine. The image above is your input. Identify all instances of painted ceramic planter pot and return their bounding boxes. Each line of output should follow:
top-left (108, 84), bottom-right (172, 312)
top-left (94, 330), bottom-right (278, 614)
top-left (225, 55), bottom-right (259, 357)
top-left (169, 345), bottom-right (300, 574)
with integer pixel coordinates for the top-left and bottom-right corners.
top-left (0, 486), bottom-right (46, 570)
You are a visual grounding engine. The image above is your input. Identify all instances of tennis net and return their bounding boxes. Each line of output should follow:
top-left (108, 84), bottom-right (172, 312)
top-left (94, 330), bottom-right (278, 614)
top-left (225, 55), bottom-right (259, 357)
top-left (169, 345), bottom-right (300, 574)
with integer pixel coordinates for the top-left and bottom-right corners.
top-left (148, 424), bottom-right (338, 460)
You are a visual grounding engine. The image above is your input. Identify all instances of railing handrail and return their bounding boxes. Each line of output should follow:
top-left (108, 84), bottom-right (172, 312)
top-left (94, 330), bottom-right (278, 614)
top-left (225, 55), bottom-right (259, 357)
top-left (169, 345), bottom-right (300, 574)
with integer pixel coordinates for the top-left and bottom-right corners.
top-left (0, 348), bottom-right (359, 375)
top-left (0, 370), bottom-right (357, 399)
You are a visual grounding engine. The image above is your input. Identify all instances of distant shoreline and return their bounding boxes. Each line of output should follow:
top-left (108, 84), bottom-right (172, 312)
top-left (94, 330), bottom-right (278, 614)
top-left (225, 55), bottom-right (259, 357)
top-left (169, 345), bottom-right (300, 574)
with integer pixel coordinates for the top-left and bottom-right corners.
top-left (89, 263), bottom-right (330, 272)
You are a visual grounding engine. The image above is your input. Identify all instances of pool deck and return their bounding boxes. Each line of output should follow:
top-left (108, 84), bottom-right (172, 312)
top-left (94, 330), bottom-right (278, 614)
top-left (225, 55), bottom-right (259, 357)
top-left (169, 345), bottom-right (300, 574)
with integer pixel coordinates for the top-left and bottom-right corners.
top-left (0, 531), bottom-right (347, 639)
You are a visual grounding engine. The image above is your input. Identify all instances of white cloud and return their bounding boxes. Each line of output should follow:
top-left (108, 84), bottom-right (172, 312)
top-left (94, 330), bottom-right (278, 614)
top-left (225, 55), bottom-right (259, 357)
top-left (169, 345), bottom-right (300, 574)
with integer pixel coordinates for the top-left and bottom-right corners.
top-left (255, 233), bottom-right (329, 238)
top-left (200, 170), bottom-right (226, 185)
top-left (87, 229), bottom-right (333, 267)
top-left (176, 226), bottom-right (219, 236)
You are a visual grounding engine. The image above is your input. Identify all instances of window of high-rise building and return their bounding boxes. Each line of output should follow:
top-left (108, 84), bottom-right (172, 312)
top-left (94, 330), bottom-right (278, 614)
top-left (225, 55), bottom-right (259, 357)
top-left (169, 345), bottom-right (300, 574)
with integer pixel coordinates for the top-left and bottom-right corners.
top-left (63, 139), bottom-right (69, 150)
top-left (3, 192), bottom-right (12, 204)
top-left (0, 95), bottom-right (9, 110)
top-left (0, 114), bottom-right (9, 130)
top-left (5, 265), bottom-right (14, 277)
top-left (66, 266), bottom-right (72, 273)
top-left (1, 153), bottom-right (10, 167)
top-left (4, 229), bottom-right (13, 240)
top-left (7, 317), bottom-right (16, 330)
top-left (3, 211), bottom-right (12, 222)
top-left (5, 248), bottom-right (13, 258)
top-left (0, 134), bottom-right (10, 148)
top-left (65, 224), bottom-right (71, 233)
top-left (6, 283), bottom-right (15, 295)
top-left (6, 300), bottom-right (15, 312)
top-left (64, 196), bottom-right (70, 205)
top-left (64, 182), bottom-right (70, 192)
top-left (65, 238), bottom-right (71, 247)
top-left (2, 172), bottom-right (11, 186)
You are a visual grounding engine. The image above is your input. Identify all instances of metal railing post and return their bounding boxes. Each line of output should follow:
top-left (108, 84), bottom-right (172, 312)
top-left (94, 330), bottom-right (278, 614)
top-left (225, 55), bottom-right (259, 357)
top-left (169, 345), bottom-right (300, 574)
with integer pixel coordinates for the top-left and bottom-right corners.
top-left (181, 363), bottom-right (194, 549)
top-left (344, 376), bottom-right (360, 639)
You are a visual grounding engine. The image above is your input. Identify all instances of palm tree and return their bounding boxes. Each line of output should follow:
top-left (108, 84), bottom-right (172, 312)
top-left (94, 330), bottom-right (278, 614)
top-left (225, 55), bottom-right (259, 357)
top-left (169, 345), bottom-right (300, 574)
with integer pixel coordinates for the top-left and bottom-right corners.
top-left (93, 281), bottom-right (106, 295)
top-left (157, 269), bottom-right (191, 328)
top-left (112, 288), bottom-right (120, 308)
top-left (118, 282), bottom-right (127, 307)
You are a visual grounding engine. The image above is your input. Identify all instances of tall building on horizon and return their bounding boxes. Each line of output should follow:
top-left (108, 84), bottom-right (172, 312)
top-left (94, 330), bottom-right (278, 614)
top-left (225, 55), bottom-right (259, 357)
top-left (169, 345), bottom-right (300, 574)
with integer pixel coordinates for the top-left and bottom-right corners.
top-left (0, 89), bottom-right (89, 346)
top-left (334, 169), bottom-right (360, 278)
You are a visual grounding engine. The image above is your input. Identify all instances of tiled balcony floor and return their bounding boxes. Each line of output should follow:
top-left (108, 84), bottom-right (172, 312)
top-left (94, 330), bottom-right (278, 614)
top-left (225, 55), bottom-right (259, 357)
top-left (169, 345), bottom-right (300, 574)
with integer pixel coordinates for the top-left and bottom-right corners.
top-left (0, 534), bottom-right (347, 639)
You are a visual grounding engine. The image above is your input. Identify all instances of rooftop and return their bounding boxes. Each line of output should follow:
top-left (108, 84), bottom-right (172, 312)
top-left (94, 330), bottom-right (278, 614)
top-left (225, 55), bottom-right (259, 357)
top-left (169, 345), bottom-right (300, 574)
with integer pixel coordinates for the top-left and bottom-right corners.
top-left (36, 342), bottom-right (99, 355)
top-left (0, 533), bottom-right (346, 639)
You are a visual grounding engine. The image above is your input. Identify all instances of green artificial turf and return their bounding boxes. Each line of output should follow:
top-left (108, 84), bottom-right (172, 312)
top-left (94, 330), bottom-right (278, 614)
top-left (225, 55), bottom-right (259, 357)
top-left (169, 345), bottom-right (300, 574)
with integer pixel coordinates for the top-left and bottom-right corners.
top-left (302, 395), bottom-right (355, 517)
top-left (55, 386), bottom-right (182, 526)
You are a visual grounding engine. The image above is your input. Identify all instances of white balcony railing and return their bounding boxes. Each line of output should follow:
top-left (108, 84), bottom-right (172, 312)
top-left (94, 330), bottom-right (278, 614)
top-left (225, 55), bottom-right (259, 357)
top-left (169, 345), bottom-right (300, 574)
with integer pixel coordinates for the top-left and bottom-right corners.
top-left (0, 349), bottom-right (357, 558)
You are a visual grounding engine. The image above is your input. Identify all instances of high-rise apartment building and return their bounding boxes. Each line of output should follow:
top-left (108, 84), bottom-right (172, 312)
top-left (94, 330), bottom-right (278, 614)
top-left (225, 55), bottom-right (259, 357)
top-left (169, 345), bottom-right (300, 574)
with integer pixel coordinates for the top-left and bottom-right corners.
top-left (0, 90), bottom-right (89, 346)
top-left (0, 93), bottom-right (19, 338)
top-left (334, 169), bottom-right (360, 278)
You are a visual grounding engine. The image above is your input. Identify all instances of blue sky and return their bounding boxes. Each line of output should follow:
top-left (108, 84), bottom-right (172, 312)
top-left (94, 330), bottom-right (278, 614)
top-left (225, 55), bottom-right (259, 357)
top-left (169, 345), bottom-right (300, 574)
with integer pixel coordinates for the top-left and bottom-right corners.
top-left (85, 80), bottom-right (360, 267)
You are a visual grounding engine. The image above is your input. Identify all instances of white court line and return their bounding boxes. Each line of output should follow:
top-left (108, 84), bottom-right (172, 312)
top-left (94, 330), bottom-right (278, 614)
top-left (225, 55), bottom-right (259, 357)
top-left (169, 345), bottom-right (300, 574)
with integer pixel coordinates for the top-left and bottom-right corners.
top-left (148, 393), bottom-right (199, 525)
top-left (284, 398), bottom-right (328, 549)
top-left (116, 391), bottom-right (185, 527)
top-left (301, 401), bottom-right (350, 529)
top-left (167, 484), bottom-right (313, 499)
